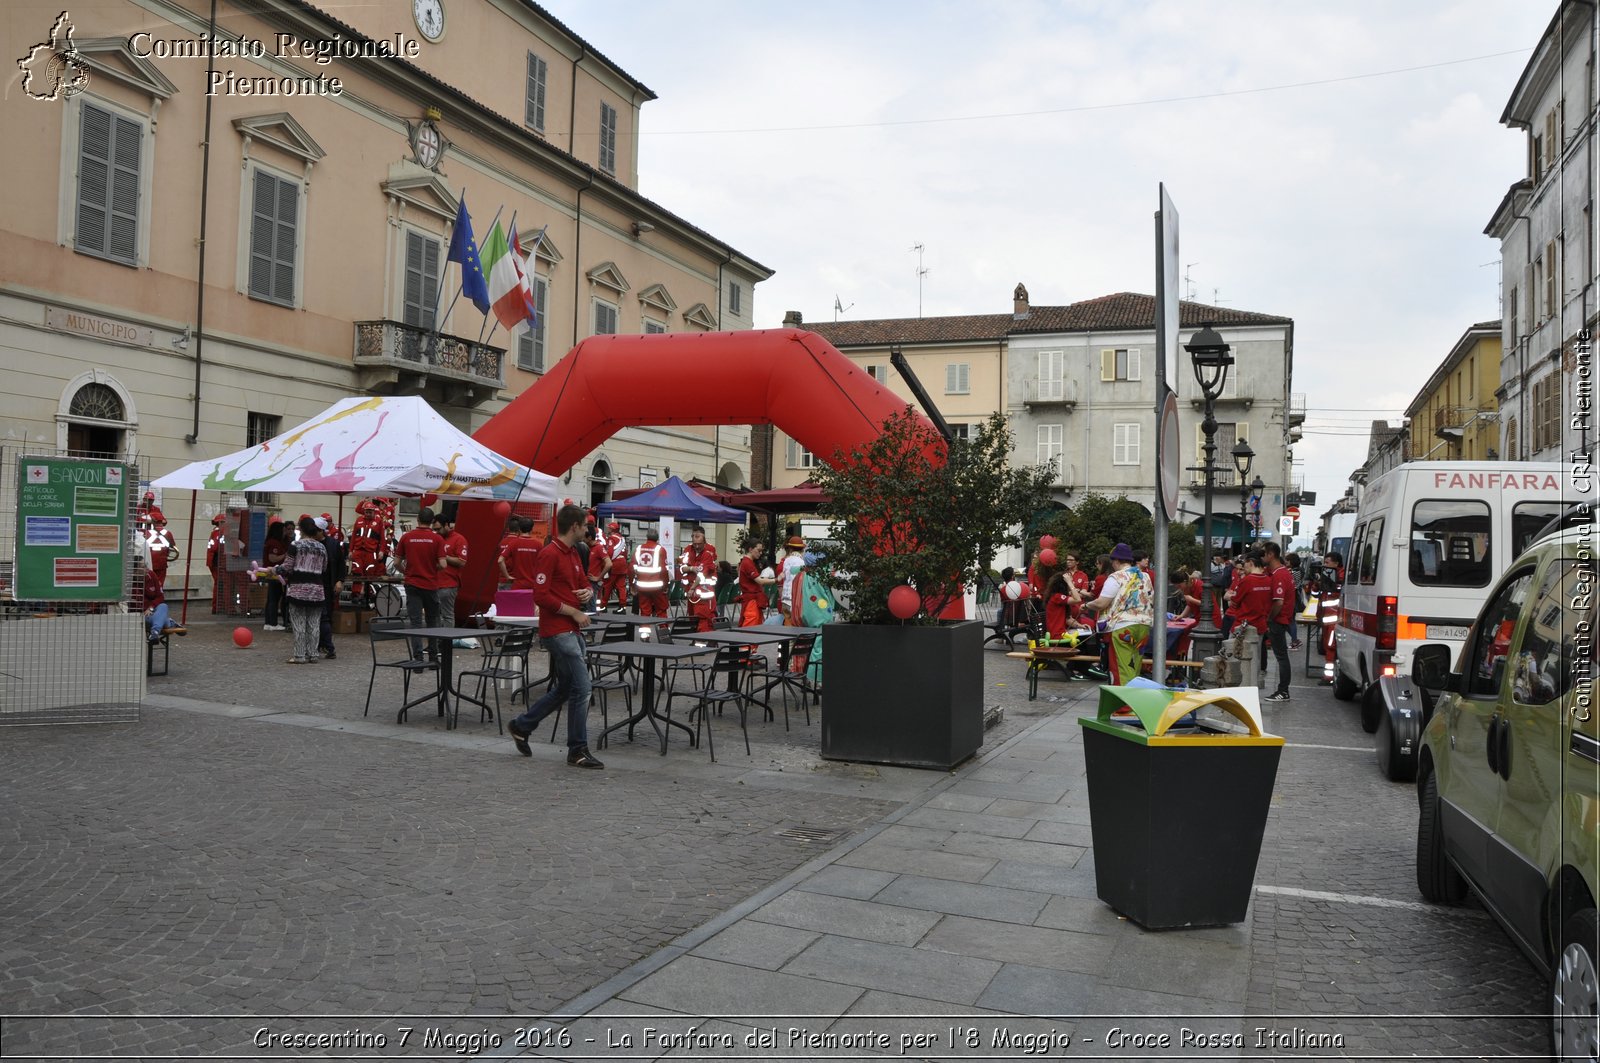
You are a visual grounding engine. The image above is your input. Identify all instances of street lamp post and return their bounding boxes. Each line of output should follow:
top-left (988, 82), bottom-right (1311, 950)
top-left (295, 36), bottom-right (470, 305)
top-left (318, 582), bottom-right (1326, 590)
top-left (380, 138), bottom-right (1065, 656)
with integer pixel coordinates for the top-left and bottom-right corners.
top-left (1233, 439), bottom-right (1255, 547)
top-left (1186, 324), bottom-right (1234, 664)
top-left (1249, 474), bottom-right (1265, 544)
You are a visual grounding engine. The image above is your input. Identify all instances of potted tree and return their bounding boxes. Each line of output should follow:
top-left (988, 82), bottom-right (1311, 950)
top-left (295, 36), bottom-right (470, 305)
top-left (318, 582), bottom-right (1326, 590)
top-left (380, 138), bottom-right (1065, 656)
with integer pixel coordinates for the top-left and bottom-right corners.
top-left (810, 409), bottom-right (1055, 769)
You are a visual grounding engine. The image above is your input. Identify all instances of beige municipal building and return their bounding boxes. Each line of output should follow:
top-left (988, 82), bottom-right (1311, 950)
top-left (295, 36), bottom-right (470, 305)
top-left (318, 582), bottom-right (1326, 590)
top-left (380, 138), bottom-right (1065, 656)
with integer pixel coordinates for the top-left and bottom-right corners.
top-left (1, 0), bottom-right (772, 589)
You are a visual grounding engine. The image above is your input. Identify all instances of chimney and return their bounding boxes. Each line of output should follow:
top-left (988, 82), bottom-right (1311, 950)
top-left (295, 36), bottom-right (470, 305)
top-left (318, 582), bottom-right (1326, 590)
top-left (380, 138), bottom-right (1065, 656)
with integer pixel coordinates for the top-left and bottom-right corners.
top-left (1012, 283), bottom-right (1029, 319)
top-left (782, 309), bottom-right (803, 328)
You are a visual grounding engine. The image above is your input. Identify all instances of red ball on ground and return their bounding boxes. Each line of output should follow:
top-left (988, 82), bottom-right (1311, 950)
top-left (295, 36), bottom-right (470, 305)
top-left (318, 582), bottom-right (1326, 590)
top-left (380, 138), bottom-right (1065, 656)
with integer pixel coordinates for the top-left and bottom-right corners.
top-left (887, 584), bottom-right (920, 620)
top-left (1038, 548), bottom-right (1057, 568)
top-left (232, 626), bottom-right (253, 648)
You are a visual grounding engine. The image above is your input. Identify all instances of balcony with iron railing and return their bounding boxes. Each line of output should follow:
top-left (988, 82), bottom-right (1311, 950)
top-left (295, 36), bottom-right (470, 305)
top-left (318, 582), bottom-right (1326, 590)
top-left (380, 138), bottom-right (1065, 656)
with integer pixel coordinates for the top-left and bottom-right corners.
top-left (1288, 393), bottom-right (1306, 425)
top-left (1022, 378), bottom-right (1079, 407)
top-left (1187, 467), bottom-right (1243, 491)
top-left (353, 320), bottom-right (506, 408)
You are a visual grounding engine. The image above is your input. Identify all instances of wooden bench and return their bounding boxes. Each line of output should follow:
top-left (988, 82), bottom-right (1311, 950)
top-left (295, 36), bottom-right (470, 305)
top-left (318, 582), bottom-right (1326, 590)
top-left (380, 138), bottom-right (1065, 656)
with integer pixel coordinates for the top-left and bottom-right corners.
top-left (1007, 648), bottom-right (1201, 700)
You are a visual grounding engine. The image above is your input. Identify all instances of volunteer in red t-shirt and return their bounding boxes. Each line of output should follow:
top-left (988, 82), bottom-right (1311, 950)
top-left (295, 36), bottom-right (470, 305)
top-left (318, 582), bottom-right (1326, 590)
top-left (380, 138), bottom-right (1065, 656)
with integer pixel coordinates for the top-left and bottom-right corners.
top-left (498, 517), bottom-right (542, 589)
top-left (736, 542), bottom-right (776, 627)
top-left (436, 509), bottom-right (469, 626)
top-left (1232, 552), bottom-right (1272, 637)
top-left (507, 504), bottom-right (602, 769)
top-left (396, 508), bottom-right (447, 658)
top-left (1262, 542), bottom-right (1297, 702)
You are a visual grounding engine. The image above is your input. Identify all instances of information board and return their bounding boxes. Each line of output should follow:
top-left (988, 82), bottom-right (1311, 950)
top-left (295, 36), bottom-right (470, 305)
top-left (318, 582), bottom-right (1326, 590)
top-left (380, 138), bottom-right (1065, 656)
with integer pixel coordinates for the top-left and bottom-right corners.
top-left (15, 456), bottom-right (130, 601)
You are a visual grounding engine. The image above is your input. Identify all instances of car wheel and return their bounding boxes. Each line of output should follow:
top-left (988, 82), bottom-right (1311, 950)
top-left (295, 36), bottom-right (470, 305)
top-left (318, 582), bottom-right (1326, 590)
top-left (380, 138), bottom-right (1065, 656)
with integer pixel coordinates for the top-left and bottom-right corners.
top-left (1333, 665), bottom-right (1358, 701)
top-left (1416, 769), bottom-right (1466, 904)
top-left (1376, 706), bottom-right (1416, 782)
top-left (1360, 681), bottom-right (1382, 733)
top-left (1552, 908), bottom-right (1600, 1062)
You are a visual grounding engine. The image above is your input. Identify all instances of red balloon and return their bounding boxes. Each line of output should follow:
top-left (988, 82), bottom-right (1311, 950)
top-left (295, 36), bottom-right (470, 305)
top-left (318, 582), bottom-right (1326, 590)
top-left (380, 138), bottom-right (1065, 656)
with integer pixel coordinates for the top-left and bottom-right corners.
top-left (887, 584), bottom-right (921, 620)
top-left (492, 500), bottom-right (512, 519)
top-left (1017, 583), bottom-right (1033, 599)
top-left (1038, 548), bottom-right (1057, 568)
top-left (232, 626), bottom-right (254, 648)
top-left (1039, 534), bottom-right (1057, 550)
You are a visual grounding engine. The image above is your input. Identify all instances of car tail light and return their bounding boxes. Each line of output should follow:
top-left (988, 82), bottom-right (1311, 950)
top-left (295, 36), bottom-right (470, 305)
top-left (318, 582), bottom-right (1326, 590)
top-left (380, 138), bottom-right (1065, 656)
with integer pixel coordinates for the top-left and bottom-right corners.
top-left (1377, 595), bottom-right (1398, 651)
top-left (1380, 663), bottom-right (1397, 677)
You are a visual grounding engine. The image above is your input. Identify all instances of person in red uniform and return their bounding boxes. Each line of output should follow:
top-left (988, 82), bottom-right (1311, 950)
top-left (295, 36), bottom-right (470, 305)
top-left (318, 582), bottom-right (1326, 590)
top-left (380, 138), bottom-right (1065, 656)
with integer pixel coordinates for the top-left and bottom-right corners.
top-left (600, 522), bottom-right (630, 607)
top-left (685, 553), bottom-right (719, 631)
top-left (506, 504), bottom-right (602, 769)
top-left (498, 517), bottom-right (542, 589)
top-left (632, 528), bottom-right (670, 617)
top-left (1232, 550), bottom-right (1272, 638)
top-left (678, 525), bottom-right (717, 601)
top-left (737, 542), bottom-right (776, 627)
top-left (396, 507), bottom-right (446, 658)
top-left (586, 526), bottom-right (610, 604)
top-left (144, 510), bottom-right (177, 597)
top-left (320, 512), bottom-right (343, 543)
top-left (205, 514), bottom-right (228, 612)
top-left (1262, 542), bottom-right (1296, 702)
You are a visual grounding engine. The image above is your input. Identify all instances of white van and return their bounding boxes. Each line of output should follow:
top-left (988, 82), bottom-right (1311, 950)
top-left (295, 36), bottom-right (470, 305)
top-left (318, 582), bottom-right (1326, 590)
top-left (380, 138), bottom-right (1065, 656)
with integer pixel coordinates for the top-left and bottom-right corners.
top-left (1332, 461), bottom-right (1592, 726)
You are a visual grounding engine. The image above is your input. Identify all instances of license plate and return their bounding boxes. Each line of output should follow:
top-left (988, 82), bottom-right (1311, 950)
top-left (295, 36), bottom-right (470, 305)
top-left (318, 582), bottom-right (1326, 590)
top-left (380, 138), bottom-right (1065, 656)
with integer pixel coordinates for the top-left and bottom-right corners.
top-left (1425, 624), bottom-right (1470, 641)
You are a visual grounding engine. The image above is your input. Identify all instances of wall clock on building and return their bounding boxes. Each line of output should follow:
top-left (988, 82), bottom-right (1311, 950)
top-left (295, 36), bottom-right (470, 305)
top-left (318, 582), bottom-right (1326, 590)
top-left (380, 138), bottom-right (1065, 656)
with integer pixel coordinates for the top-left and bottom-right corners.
top-left (413, 0), bottom-right (445, 42)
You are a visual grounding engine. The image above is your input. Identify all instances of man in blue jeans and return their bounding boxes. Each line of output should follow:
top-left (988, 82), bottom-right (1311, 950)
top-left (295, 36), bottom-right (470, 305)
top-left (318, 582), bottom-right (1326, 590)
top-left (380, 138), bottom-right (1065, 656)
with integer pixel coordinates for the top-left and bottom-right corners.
top-left (508, 504), bottom-right (603, 769)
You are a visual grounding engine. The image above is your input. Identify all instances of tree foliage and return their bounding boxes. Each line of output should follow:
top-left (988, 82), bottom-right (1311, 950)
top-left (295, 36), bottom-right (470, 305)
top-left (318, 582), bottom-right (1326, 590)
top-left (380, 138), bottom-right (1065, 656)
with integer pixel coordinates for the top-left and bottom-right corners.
top-left (1036, 492), bottom-right (1203, 573)
top-left (812, 408), bottom-right (1057, 624)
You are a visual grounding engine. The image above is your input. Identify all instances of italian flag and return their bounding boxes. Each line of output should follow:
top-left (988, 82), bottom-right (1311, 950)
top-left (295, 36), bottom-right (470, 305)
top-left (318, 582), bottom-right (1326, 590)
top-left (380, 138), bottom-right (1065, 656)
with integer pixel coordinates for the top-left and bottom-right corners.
top-left (480, 220), bottom-right (538, 336)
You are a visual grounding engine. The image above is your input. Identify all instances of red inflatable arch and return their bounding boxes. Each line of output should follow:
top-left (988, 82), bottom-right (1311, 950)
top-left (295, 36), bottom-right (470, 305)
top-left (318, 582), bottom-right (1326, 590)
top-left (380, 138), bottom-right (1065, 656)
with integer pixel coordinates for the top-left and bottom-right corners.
top-left (454, 328), bottom-right (936, 617)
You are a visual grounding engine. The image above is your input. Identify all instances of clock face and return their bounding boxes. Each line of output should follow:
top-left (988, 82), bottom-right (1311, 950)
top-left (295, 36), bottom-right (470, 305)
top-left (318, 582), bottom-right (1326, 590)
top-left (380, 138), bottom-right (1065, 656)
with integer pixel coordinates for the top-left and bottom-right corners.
top-left (414, 124), bottom-right (441, 168)
top-left (413, 0), bottom-right (445, 41)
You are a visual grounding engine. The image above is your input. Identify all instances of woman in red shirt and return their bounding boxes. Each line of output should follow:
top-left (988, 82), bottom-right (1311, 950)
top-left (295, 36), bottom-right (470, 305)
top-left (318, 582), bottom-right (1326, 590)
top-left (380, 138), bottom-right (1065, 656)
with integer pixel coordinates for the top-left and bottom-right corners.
top-left (737, 542), bottom-right (776, 627)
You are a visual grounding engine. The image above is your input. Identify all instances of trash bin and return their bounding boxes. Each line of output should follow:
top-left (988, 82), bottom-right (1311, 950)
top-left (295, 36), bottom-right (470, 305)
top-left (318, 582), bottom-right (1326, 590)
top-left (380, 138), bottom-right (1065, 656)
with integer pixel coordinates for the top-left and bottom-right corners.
top-left (1079, 684), bottom-right (1284, 929)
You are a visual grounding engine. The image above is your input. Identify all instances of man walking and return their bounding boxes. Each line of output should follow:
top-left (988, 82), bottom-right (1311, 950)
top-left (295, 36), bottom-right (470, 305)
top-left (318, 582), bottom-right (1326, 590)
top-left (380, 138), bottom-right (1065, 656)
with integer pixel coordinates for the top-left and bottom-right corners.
top-left (508, 504), bottom-right (603, 769)
top-left (1263, 542), bottom-right (1296, 702)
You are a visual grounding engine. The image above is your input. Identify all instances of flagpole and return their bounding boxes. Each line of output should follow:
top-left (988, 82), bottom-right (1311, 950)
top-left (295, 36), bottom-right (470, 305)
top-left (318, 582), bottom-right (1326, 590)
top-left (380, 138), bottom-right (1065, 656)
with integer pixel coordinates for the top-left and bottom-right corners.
top-left (481, 211), bottom-right (518, 344)
top-left (437, 202), bottom-right (503, 343)
top-left (485, 222), bottom-right (547, 350)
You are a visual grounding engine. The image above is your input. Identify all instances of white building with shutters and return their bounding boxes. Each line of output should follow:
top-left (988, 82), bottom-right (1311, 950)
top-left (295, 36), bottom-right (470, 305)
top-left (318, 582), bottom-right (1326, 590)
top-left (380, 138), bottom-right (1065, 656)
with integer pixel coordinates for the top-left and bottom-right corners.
top-left (1005, 291), bottom-right (1298, 544)
top-left (1483, 0), bottom-right (1598, 464)
top-left (771, 287), bottom-right (1298, 546)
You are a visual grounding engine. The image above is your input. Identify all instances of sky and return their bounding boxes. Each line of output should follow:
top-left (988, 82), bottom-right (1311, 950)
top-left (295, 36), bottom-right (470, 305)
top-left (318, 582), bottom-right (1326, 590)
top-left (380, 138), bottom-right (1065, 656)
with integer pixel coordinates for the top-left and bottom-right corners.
top-left (542, 0), bottom-right (1558, 517)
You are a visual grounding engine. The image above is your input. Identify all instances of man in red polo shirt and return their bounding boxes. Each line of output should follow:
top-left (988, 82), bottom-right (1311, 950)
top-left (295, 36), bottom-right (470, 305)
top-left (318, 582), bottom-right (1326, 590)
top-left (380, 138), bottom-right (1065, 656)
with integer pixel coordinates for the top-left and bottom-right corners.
top-left (507, 504), bottom-right (602, 769)
top-left (396, 508), bottom-right (446, 658)
top-left (1262, 542), bottom-right (1296, 702)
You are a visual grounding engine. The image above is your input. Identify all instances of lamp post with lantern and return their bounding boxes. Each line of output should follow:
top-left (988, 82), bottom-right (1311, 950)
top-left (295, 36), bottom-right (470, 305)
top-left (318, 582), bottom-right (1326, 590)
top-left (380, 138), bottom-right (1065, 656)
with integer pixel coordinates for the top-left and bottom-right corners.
top-left (1186, 323), bottom-right (1234, 663)
top-left (1232, 440), bottom-right (1256, 546)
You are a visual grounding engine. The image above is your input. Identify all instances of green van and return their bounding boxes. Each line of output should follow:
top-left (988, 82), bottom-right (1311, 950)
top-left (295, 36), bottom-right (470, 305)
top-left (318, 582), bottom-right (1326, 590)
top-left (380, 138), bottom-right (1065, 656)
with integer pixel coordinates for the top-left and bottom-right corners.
top-left (1412, 519), bottom-right (1597, 1059)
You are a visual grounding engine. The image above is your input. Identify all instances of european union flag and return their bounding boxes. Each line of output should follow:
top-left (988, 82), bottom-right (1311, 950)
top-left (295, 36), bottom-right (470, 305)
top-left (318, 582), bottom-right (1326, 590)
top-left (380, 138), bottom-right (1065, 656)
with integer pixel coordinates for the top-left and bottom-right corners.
top-left (447, 194), bottom-right (491, 314)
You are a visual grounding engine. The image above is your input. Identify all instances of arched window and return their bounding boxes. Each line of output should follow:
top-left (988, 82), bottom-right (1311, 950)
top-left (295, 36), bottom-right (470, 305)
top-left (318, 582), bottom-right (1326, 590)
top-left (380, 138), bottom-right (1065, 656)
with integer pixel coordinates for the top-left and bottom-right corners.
top-left (589, 458), bottom-right (613, 508)
top-left (58, 374), bottom-right (137, 459)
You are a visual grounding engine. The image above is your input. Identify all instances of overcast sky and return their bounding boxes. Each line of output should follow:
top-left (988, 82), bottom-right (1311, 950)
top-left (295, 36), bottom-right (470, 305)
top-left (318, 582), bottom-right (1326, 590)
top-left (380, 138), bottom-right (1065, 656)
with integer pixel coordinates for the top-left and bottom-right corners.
top-left (544, 0), bottom-right (1555, 515)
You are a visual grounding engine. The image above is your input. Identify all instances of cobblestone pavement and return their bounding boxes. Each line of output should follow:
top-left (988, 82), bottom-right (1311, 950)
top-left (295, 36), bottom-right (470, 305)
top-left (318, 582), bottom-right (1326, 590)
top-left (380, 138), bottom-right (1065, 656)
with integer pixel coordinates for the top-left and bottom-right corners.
top-left (0, 618), bottom-right (1561, 1059)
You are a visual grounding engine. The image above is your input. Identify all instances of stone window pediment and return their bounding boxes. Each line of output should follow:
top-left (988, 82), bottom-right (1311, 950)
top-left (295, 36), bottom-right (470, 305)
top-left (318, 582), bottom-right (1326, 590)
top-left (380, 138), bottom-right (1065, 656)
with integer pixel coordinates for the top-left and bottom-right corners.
top-left (381, 169), bottom-right (458, 224)
top-left (637, 283), bottom-right (677, 313)
top-left (233, 112), bottom-right (326, 169)
top-left (74, 37), bottom-right (179, 102)
top-left (586, 260), bottom-right (629, 294)
top-left (683, 302), bottom-right (718, 330)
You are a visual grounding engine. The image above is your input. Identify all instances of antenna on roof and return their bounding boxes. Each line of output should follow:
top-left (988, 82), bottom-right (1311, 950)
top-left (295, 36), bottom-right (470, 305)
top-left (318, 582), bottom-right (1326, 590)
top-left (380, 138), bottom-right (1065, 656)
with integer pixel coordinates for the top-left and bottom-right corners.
top-left (911, 243), bottom-right (929, 318)
top-left (833, 295), bottom-right (854, 322)
top-left (1183, 263), bottom-right (1198, 301)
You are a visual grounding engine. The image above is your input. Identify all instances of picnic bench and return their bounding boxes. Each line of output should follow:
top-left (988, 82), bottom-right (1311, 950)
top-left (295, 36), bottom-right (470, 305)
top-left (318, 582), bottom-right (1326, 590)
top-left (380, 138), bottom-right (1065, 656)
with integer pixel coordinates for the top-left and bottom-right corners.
top-left (1007, 623), bottom-right (1204, 700)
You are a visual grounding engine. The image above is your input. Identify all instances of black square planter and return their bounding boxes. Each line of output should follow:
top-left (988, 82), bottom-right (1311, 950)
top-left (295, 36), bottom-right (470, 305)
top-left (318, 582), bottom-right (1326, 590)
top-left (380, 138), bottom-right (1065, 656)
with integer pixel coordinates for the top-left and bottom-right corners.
top-left (820, 619), bottom-right (984, 770)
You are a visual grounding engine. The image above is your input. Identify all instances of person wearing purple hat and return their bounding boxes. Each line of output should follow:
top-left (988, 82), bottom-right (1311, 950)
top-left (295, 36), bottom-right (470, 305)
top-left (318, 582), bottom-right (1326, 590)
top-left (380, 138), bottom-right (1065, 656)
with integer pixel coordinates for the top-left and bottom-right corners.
top-left (1081, 542), bottom-right (1155, 684)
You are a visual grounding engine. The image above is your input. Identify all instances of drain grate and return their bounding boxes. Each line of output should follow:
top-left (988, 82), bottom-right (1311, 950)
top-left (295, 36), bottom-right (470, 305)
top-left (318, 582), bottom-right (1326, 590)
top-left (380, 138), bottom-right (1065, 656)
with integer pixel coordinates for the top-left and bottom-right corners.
top-left (775, 826), bottom-right (848, 844)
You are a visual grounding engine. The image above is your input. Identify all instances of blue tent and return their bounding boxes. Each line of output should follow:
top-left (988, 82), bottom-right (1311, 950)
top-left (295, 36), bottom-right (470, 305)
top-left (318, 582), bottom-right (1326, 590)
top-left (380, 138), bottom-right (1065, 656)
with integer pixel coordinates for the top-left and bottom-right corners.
top-left (594, 475), bottom-right (746, 523)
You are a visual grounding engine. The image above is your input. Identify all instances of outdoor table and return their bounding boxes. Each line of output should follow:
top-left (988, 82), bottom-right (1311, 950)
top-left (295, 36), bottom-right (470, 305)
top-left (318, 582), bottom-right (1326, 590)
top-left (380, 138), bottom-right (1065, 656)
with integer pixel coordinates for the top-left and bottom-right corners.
top-left (739, 624), bottom-right (821, 637)
top-left (679, 628), bottom-right (800, 703)
top-left (589, 612), bottom-right (663, 628)
top-left (589, 640), bottom-right (716, 755)
top-left (387, 626), bottom-right (504, 729)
